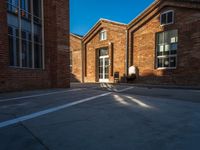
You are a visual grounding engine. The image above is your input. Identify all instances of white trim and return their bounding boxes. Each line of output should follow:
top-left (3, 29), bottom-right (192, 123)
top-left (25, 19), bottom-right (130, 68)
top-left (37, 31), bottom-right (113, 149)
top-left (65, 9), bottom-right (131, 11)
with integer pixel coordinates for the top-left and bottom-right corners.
top-left (31, 0), bottom-right (35, 68)
top-left (99, 55), bottom-right (109, 83)
top-left (18, 0), bottom-right (22, 68)
top-left (157, 54), bottom-right (177, 58)
top-left (157, 67), bottom-right (176, 70)
top-left (99, 79), bottom-right (109, 83)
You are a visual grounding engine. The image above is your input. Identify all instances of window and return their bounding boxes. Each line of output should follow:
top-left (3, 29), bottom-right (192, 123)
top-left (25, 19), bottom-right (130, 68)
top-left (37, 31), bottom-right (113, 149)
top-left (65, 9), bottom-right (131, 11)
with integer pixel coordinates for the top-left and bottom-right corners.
top-left (7, 0), bottom-right (18, 14)
top-left (7, 0), bottom-right (44, 69)
top-left (99, 48), bottom-right (108, 56)
top-left (100, 30), bottom-right (107, 41)
top-left (160, 10), bottom-right (174, 25)
top-left (156, 30), bottom-right (178, 69)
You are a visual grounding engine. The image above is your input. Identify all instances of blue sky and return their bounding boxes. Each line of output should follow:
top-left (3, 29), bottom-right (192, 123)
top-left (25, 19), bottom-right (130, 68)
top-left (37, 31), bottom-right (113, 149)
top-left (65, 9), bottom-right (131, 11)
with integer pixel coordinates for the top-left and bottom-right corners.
top-left (70, 0), bottom-right (154, 36)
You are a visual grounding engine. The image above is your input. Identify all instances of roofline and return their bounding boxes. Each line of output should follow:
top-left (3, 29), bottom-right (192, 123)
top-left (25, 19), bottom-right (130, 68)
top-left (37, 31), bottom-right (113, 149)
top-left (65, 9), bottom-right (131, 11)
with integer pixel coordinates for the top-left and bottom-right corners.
top-left (70, 33), bottom-right (83, 39)
top-left (128, 0), bottom-right (160, 29)
top-left (99, 18), bottom-right (127, 26)
top-left (83, 18), bottom-right (127, 42)
top-left (128, 0), bottom-right (200, 29)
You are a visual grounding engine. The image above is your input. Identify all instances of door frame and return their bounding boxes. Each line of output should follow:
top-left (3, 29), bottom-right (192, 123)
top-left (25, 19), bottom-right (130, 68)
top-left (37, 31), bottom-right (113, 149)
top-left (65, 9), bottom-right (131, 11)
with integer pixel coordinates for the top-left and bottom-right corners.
top-left (99, 55), bottom-right (109, 83)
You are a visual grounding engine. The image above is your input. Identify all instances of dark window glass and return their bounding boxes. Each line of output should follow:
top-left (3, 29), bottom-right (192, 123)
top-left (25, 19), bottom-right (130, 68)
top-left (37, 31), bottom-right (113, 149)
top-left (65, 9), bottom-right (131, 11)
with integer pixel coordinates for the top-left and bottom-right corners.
top-left (34, 44), bottom-right (42, 68)
top-left (20, 0), bottom-right (31, 12)
top-left (20, 0), bottom-right (31, 19)
top-left (167, 12), bottom-right (173, 23)
top-left (16, 29), bottom-right (19, 37)
top-left (33, 0), bottom-right (41, 18)
top-left (7, 0), bottom-right (19, 13)
top-left (8, 26), bottom-right (13, 35)
top-left (157, 58), bottom-right (163, 68)
top-left (161, 13), bottom-right (167, 25)
top-left (8, 35), bottom-right (14, 66)
top-left (16, 37), bottom-right (20, 66)
top-left (99, 48), bottom-right (108, 56)
top-left (21, 31), bottom-right (27, 67)
top-left (161, 11), bottom-right (174, 25)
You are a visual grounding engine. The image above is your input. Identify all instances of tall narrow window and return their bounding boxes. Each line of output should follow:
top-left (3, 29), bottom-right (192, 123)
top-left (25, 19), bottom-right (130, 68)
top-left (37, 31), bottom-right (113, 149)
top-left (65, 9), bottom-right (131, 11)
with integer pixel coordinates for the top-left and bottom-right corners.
top-left (156, 30), bottom-right (178, 69)
top-left (7, 0), bottom-right (44, 69)
top-left (160, 10), bottom-right (174, 25)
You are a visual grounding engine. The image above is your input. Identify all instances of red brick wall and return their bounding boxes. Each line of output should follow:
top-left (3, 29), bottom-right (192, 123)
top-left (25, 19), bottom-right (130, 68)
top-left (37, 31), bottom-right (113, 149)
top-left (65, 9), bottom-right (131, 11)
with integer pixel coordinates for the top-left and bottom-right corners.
top-left (0, 0), bottom-right (70, 92)
top-left (129, 2), bottom-right (200, 85)
top-left (70, 34), bottom-right (82, 82)
top-left (83, 21), bottom-right (127, 83)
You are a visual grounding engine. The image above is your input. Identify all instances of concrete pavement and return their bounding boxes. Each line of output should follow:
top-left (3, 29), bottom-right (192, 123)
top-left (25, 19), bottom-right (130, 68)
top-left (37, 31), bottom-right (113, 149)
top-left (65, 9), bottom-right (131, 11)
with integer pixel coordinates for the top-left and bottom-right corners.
top-left (0, 84), bottom-right (200, 150)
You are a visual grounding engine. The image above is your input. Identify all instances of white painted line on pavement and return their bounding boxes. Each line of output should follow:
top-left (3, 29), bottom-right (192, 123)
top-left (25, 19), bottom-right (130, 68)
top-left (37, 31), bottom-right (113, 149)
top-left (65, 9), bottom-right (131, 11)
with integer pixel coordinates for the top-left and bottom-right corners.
top-left (0, 92), bottom-right (111, 128)
top-left (117, 87), bottom-right (134, 92)
top-left (0, 88), bottom-right (84, 103)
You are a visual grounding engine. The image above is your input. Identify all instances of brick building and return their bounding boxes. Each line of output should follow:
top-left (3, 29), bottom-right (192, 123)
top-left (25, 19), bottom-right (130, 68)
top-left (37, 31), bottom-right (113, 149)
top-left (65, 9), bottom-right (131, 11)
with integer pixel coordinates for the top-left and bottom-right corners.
top-left (82, 19), bottom-right (127, 83)
top-left (71, 0), bottom-right (200, 86)
top-left (127, 0), bottom-right (200, 85)
top-left (0, 0), bottom-right (70, 92)
top-left (70, 33), bottom-right (83, 82)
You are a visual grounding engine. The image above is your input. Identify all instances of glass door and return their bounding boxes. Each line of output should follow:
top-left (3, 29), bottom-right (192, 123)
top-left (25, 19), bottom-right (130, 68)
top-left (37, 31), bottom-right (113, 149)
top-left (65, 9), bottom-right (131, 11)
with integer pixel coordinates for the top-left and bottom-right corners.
top-left (99, 55), bottom-right (109, 82)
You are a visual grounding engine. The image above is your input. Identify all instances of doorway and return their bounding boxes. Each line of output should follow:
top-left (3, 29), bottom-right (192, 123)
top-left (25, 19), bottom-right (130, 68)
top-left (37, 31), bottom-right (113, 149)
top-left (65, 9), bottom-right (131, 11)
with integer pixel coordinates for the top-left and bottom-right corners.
top-left (99, 48), bottom-right (109, 83)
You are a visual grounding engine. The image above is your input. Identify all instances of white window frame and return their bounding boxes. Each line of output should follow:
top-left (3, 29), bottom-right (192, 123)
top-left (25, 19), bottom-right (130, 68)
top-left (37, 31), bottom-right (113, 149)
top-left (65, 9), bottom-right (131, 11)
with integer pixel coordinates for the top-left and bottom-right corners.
top-left (160, 10), bottom-right (174, 26)
top-left (99, 30), bottom-right (107, 41)
top-left (156, 30), bottom-right (178, 70)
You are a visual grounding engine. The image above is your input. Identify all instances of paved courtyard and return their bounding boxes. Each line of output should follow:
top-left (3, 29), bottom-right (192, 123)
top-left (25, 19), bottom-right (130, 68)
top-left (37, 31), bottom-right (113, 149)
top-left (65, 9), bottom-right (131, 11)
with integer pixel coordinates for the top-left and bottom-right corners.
top-left (0, 83), bottom-right (200, 150)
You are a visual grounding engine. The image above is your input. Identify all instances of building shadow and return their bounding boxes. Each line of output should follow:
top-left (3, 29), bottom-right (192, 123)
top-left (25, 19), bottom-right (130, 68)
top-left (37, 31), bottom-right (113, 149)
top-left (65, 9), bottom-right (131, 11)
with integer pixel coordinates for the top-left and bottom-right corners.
top-left (70, 73), bottom-right (81, 83)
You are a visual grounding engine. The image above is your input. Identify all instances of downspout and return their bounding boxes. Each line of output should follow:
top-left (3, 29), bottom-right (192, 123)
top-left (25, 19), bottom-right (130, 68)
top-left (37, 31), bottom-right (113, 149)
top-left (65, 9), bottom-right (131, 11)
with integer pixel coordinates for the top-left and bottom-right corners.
top-left (81, 41), bottom-right (84, 83)
top-left (125, 29), bottom-right (129, 76)
top-left (81, 39), bottom-right (85, 83)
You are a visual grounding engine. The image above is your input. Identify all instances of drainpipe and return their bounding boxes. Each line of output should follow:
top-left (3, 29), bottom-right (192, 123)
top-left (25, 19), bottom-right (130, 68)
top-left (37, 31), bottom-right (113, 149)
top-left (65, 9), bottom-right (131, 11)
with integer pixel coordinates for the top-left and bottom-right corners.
top-left (125, 29), bottom-right (129, 76)
top-left (81, 41), bottom-right (84, 83)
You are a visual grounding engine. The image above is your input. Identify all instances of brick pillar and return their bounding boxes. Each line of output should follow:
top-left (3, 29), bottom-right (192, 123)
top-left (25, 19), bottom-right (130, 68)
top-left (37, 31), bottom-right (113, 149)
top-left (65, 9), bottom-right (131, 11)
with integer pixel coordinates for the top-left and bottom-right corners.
top-left (44, 0), bottom-right (70, 88)
top-left (0, 0), bottom-right (9, 91)
top-left (109, 42), bottom-right (114, 77)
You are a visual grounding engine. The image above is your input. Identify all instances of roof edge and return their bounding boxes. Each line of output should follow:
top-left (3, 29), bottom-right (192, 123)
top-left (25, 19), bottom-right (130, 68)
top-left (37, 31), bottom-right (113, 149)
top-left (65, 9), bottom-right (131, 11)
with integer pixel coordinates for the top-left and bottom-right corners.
top-left (128, 0), bottom-right (160, 29)
top-left (70, 33), bottom-right (83, 39)
top-left (83, 18), bottom-right (127, 42)
top-left (128, 0), bottom-right (200, 29)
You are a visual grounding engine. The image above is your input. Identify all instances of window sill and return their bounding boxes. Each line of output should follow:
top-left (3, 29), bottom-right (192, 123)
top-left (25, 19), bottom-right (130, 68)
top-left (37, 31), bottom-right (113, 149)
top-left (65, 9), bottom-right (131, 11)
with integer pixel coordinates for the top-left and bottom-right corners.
top-left (100, 39), bottom-right (107, 41)
top-left (160, 22), bottom-right (174, 27)
top-left (157, 67), bottom-right (176, 70)
top-left (9, 66), bottom-right (45, 71)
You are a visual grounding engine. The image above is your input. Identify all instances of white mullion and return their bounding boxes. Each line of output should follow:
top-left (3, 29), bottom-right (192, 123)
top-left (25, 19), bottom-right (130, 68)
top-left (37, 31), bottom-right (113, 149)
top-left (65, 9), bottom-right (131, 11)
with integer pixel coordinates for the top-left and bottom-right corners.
top-left (103, 58), bottom-right (105, 80)
top-left (31, 0), bottom-right (34, 69)
top-left (18, 0), bottom-right (22, 68)
top-left (41, 0), bottom-right (45, 69)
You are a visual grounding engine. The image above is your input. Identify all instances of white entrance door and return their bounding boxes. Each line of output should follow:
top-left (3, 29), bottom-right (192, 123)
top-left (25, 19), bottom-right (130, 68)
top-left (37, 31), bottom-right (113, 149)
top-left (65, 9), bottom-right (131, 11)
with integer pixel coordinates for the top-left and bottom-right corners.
top-left (99, 55), bottom-right (109, 83)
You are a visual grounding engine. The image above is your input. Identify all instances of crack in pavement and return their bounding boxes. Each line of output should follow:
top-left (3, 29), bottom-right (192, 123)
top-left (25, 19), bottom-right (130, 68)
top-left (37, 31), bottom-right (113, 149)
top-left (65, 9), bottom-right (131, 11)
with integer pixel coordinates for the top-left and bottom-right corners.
top-left (20, 123), bottom-right (50, 150)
